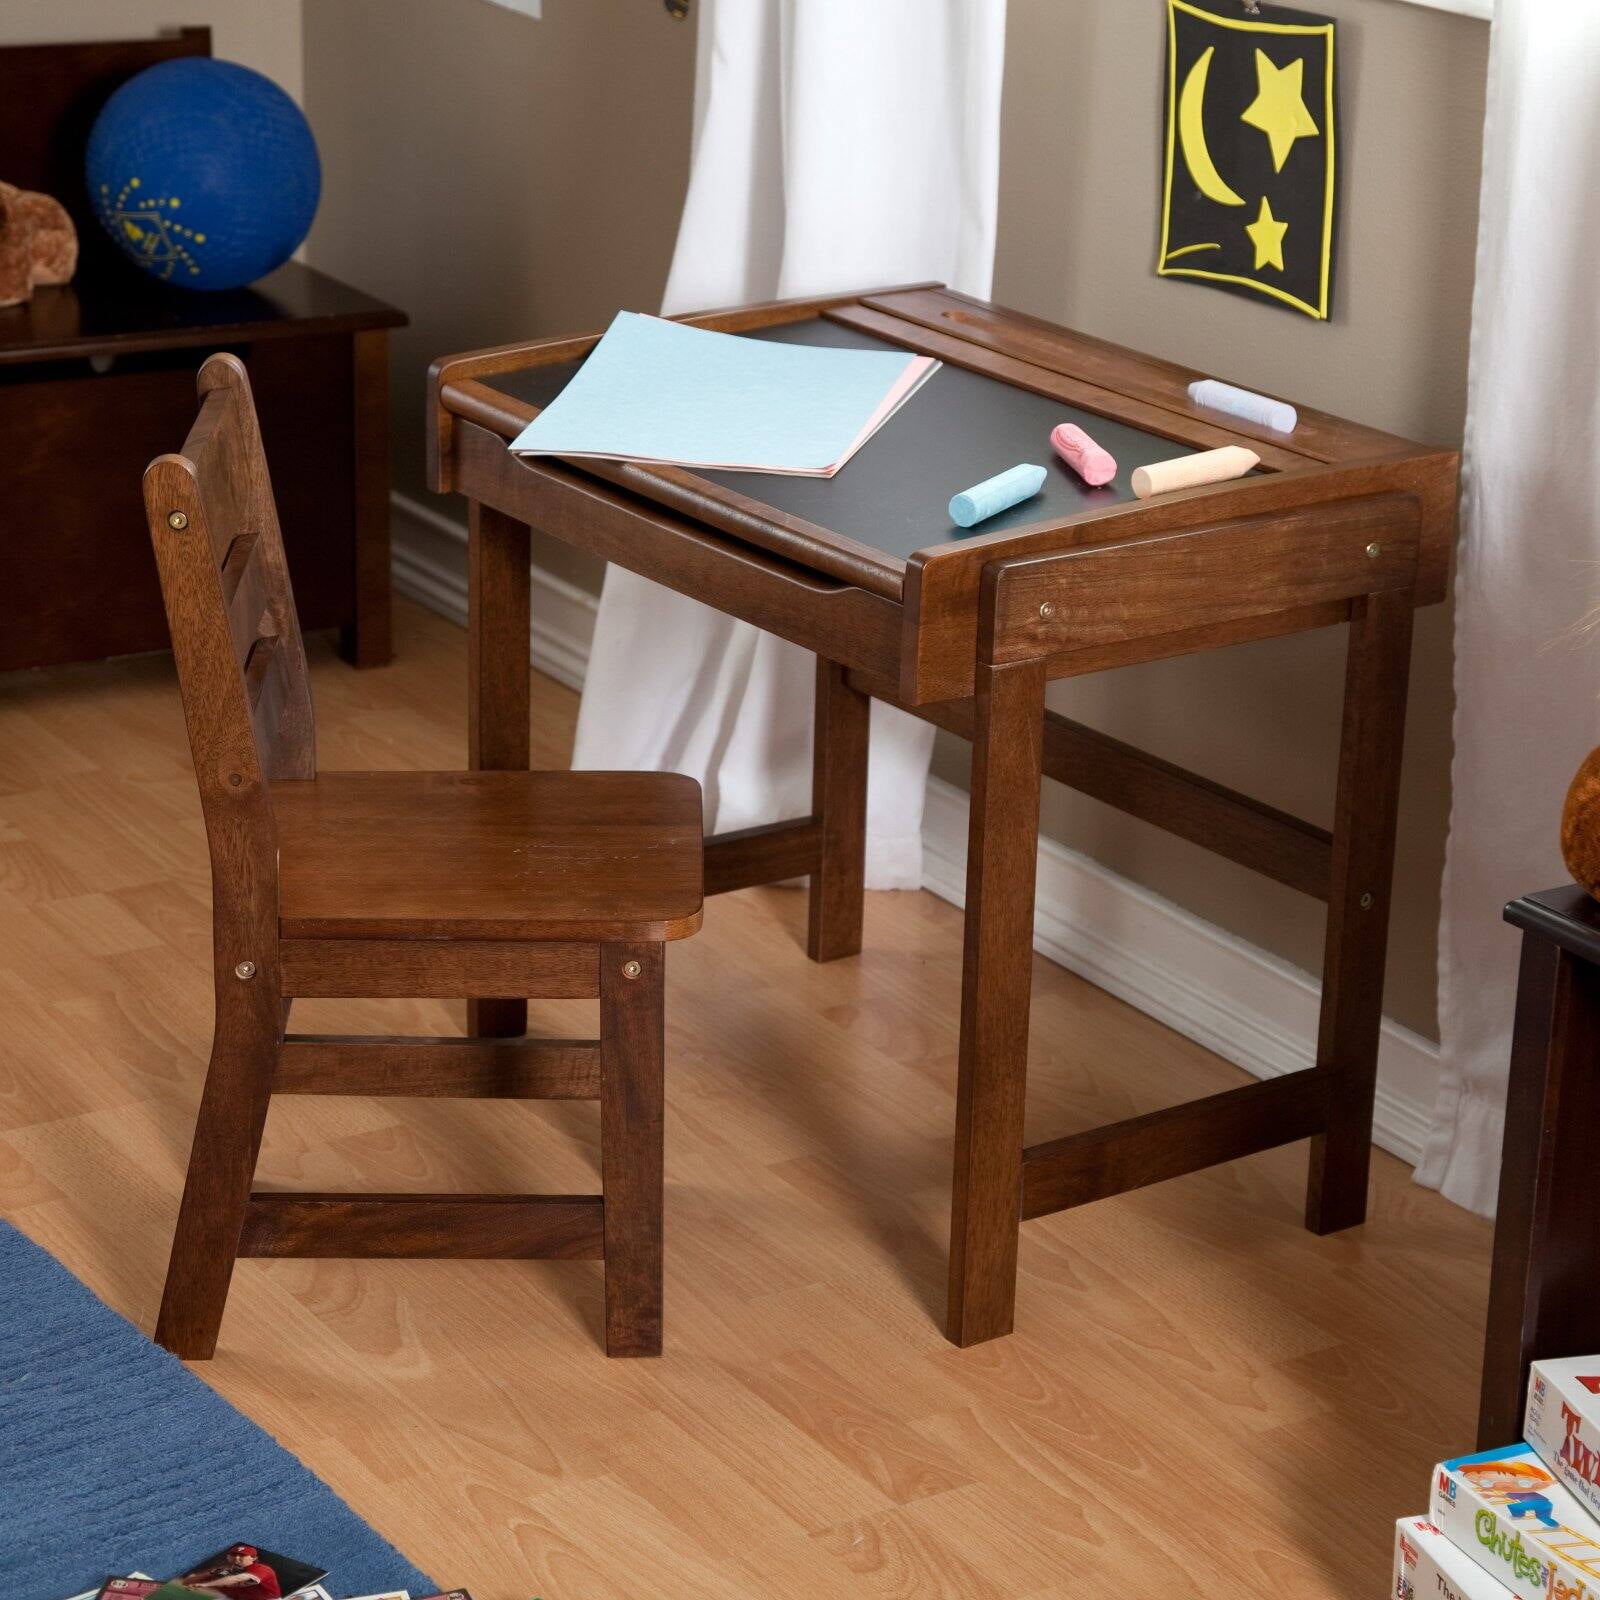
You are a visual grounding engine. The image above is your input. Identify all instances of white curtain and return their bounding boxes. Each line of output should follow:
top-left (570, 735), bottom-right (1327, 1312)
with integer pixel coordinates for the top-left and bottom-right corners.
top-left (571, 0), bottom-right (1008, 888)
top-left (1417, 3), bottom-right (1600, 1214)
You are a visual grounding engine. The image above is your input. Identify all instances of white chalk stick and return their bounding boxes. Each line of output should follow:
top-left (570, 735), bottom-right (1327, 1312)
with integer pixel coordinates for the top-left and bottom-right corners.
top-left (1188, 378), bottom-right (1297, 435)
top-left (1130, 445), bottom-right (1260, 500)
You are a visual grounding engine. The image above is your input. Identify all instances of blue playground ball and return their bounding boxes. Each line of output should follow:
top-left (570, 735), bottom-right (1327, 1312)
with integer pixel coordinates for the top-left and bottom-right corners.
top-left (86, 58), bottom-right (320, 291)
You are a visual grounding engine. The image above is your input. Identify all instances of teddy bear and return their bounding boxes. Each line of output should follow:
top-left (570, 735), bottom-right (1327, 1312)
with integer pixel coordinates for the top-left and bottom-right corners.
top-left (1562, 746), bottom-right (1600, 899)
top-left (0, 181), bottom-right (78, 308)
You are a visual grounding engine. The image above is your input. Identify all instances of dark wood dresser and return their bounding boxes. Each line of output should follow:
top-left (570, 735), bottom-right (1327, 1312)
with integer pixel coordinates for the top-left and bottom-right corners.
top-left (0, 26), bottom-right (405, 670)
top-left (1479, 883), bottom-right (1600, 1444)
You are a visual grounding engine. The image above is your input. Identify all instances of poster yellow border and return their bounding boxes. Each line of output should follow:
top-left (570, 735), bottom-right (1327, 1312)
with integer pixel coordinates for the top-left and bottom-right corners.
top-left (1157, 0), bottom-right (1336, 320)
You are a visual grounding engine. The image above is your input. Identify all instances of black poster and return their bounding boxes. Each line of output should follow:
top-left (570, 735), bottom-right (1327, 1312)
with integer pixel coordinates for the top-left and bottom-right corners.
top-left (1157, 0), bottom-right (1339, 321)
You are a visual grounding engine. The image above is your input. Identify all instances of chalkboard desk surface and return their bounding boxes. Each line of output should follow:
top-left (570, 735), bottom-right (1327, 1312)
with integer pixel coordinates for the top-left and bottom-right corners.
top-left (431, 284), bottom-right (1458, 1347)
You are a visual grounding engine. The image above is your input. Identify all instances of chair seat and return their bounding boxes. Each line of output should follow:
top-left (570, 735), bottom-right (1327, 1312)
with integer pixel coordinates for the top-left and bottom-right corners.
top-left (272, 769), bottom-right (703, 942)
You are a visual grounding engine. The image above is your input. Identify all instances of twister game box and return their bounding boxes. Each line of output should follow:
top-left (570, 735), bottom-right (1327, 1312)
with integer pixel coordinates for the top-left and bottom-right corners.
top-left (1394, 1518), bottom-right (1517, 1600)
top-left (1430, 1444), bottom-right (1600, 1600)
top-left (1529, 1357), bottom-right (1600, 1525)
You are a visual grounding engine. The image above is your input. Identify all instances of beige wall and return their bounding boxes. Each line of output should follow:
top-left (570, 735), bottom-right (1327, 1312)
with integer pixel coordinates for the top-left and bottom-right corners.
top-left (953, 0), bottom-right (1490, 1038)
top-left (301, 0), bottom-right (695, 590)
top-left (0, 2), bottom-right (303, 103)
top-left (295, 0), bottom-right (1485, 1040)
top-left (4, 0), bottom-right (690, 578)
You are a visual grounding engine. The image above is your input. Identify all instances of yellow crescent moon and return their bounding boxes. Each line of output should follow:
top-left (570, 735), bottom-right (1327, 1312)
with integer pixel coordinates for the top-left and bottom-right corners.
top-left (1178, 46), bottom-right (1246, 208)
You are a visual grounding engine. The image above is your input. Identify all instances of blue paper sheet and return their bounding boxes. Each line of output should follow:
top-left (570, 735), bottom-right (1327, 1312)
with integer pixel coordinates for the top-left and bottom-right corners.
top-left (509, 310), bottom-right (938, 476)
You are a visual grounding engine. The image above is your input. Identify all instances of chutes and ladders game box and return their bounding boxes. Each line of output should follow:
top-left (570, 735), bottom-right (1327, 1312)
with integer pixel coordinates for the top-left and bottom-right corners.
top-left (1430, 1443), bottom-right (1600, 1600)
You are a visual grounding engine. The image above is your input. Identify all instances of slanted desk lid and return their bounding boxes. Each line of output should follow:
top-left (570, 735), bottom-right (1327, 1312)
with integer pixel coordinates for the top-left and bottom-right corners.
top-left (484, 317), bottom-right (1214, 568)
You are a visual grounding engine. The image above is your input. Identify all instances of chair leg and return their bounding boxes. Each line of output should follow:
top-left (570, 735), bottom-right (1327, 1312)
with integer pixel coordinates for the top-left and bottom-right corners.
top-left (155, 983), bottom-right (280, 1359)
top-left (600, 941), bottom-right (664, 1357)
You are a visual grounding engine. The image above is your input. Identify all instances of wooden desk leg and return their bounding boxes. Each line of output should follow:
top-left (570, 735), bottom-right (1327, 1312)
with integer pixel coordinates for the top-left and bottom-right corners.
top-left (466, 498), bottom-right (531, 1038)
top-left (1306, 589), bottom-right (1415, 1235)
top-left (340, 330), bottom-right (393, 668)
top-left (1478, 933), bottom-right (1600, 1446)
top-left (947, 657), bottom-right (1045, 1347)
top-left (808, 657), bottom-right (869, 962)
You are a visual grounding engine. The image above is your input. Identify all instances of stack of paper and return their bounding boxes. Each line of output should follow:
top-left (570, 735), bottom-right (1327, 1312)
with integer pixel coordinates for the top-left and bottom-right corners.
top-left (509, 311), bottom-right (939, 477)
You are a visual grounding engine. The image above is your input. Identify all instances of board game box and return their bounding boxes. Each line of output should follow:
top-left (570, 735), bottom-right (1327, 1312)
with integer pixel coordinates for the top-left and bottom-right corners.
top-left (1431, 1443), bottom-right (1600, 1600)
top-left (1394, 1517), bottom-right (1517, 1600)
top-left (1529, 1357), bottom-right (1600, 1525)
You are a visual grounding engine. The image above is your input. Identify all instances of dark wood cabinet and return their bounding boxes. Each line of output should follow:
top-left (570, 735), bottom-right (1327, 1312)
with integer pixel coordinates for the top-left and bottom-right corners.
top-left (1479, 884), bottom-right (1600, 1446)
top-left (0, 28), bottom-right (405, 671)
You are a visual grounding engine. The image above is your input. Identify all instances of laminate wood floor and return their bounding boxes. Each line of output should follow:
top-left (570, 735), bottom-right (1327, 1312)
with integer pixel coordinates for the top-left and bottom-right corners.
top-left (0, 600), bottom-right (1492, 1599)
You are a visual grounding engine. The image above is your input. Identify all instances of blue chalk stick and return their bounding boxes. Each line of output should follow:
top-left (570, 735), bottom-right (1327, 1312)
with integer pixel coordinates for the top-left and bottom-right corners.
top-left (949, 462), bottom-right (1047, 528)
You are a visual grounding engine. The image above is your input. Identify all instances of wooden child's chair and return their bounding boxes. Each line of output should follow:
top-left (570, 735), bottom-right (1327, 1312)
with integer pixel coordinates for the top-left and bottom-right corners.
top-left (146, 353), bottom-right (702, 1359)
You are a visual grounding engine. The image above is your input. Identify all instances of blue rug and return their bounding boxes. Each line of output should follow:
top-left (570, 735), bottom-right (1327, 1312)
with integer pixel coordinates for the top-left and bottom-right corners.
top-left (0, 1222), bottom-right (434, 1600)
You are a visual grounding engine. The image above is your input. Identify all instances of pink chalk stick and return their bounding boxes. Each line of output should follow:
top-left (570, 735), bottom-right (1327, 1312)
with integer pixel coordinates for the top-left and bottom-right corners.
top-left (1051, 422), bottom-right (1117, 487)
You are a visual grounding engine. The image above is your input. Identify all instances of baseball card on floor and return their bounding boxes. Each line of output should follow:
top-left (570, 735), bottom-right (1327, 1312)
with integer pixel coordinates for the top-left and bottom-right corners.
top-left (175, 1544), bottom-right (326, 1600)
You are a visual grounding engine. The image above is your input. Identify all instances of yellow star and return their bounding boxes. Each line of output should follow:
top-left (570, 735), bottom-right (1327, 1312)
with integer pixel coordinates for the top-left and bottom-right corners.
top-left (1240, 50), bottom-right (1319, 172)
top-left (1244, 196), bottom-right (1288, 271)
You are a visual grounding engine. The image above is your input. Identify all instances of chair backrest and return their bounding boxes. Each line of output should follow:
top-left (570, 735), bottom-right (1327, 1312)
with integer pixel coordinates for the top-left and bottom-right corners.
top-left (143, 354), bottom-right (315, 952)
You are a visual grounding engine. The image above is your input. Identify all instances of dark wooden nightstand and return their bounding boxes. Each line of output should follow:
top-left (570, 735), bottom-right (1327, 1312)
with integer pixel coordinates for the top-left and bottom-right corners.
top-left (1479, 884), bottom-right (1600, 1445)
top-left (0, 27), bottom-right (406, 670)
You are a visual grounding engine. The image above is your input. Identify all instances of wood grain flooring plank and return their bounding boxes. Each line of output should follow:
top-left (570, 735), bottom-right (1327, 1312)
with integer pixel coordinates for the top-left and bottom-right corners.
top-left (0, 599), bottom-right (1493, 1600)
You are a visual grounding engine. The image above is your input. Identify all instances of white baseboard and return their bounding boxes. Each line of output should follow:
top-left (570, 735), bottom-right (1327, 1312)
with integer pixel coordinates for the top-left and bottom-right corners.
top-left (391, 490), bottom-right (1439, 1166)
top-left (920, 782), bottom-right (1439, 1166)
top-left (392, 491), bottom-right (595, 691)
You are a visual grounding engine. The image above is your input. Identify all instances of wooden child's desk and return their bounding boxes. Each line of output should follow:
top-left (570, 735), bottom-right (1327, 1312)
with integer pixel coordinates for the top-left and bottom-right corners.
top-left (429, 285), bottom-right (1458, 1348)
